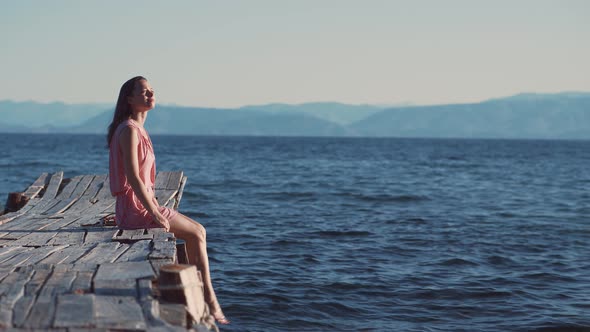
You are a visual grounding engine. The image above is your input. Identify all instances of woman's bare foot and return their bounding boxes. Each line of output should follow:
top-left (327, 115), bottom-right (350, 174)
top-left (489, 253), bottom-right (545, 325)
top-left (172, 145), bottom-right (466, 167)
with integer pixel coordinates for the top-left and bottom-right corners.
top-left (209, 301), bottom-right (230, 325)
top-left (212, 310), bottom-right (230, 325)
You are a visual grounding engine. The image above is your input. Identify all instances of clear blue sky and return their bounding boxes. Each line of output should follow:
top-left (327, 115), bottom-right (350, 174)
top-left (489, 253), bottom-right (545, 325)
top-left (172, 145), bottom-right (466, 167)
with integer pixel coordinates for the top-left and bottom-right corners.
top-left (0, 0), bottom-right (588, 107)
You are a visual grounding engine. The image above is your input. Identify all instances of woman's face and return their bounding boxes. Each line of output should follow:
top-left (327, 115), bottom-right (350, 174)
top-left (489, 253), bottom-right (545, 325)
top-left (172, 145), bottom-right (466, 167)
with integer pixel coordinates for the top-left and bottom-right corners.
top-left (128, 79), bottom-right (155, 112)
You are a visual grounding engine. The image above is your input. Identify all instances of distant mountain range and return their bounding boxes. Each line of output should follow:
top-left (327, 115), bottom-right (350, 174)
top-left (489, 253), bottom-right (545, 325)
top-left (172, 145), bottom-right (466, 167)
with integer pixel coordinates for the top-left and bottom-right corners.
top-left (1, 92), bottom-right (590, 139)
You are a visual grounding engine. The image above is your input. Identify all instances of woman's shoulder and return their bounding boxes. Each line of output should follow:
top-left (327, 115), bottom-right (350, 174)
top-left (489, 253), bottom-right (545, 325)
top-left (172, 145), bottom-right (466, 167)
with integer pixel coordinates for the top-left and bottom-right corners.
top-left (115, 119), bottom-right (141, 133)
top-left (113, 120), bottom-right (141, 142)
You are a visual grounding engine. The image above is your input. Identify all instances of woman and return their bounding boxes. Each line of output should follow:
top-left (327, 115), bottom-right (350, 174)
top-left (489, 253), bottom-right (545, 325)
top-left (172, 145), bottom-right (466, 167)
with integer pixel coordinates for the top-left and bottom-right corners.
top-left (107, 76), bottom-right (229, 325)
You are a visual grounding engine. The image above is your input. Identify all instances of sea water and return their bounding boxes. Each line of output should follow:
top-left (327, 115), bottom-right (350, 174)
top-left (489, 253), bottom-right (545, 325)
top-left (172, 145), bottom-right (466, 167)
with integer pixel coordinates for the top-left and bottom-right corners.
top-left (0, 133), bottom-right (589, 332)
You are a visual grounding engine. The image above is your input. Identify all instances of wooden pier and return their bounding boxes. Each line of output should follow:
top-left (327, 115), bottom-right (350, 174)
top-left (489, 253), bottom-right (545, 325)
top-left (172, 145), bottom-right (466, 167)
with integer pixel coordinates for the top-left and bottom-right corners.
top-left (0, 171), bottom-right (217, 331)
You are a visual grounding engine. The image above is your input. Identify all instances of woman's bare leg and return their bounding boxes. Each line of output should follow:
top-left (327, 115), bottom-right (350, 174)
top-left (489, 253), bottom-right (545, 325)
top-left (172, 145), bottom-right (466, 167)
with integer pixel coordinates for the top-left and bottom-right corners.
top-left (167, 212), bottom-right (228, 323)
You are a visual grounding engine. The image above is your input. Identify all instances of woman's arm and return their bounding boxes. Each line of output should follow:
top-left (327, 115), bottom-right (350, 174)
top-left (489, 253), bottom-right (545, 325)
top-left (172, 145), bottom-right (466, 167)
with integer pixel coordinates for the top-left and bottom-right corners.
top-left (119, 126), bottom-right (170, 230)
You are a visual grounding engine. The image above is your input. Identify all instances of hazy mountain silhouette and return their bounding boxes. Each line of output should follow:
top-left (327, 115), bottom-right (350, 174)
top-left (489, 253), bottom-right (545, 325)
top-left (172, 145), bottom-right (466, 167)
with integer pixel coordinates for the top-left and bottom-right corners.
top-left (69, 106), bottom-right (353, 137)
top-left (0, 100), bottom-right (110, 128)
top-left (351, 92), bottom-right (590, 138)
top-left (1, 93), bottom-right (590, 138)
top-left (238, 102), bottom-right (385, 125)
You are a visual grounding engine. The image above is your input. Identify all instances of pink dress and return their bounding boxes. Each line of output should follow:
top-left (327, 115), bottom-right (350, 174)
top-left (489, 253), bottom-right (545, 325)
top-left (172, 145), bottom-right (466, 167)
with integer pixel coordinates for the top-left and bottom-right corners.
top-left (109, 119), bottom-right (178, 229)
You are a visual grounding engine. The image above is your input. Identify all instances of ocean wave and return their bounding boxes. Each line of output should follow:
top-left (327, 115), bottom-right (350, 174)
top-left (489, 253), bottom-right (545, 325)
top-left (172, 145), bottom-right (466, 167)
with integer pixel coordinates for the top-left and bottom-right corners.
top-left (257, 191), bottom-right (317, 200)
top-left (413, 287), bottom-right (513, 300)
top-left (335, 192), bottom-right (430, 203)
top-left (438, 257), bottom-right (479, 266)
top-left (312, 230), bottom-right (372, 237)
top-left (487, 255), bottom-right (517, 266)
top-left (0, 161), bottom-right (62, 168)
top-left (271, 239), bottom-right (308, 247)
top-left (527, 323), bottom-right (590, 332)
top-left (194, 179), bottom-right (259, 188)
top-left (309, 301), bottom-right (369, 316)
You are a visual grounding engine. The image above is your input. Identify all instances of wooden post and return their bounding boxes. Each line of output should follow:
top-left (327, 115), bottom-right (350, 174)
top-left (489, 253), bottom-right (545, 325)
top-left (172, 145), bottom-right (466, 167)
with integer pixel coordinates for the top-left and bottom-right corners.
top-left (176, 241), bottom-right (189, 264)
top-left (3, 192), bottom-right (29, 214)
top-left (158, 264), bottom-right (206, 325)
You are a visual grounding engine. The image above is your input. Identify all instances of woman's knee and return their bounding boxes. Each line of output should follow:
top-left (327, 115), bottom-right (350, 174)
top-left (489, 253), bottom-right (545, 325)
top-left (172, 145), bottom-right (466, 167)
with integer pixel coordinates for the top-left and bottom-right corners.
top-left (194, 223), bottom-right (206, 241)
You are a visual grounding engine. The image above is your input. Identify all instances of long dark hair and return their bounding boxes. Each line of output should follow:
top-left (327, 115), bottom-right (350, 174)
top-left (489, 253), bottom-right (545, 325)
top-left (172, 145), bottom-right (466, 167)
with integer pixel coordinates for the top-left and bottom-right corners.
top-left (106, 76), bottom-right (146, 147)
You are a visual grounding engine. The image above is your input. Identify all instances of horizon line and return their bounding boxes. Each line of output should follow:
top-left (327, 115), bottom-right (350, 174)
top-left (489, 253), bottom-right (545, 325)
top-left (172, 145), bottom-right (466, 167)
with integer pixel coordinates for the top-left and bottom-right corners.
top-left (1, 90), bottom-right (589, 110)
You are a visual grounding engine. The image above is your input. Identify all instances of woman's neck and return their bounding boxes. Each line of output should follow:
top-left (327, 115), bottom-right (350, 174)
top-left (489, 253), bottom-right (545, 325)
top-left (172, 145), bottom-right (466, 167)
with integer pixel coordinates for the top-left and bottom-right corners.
top-left (130, 111), bottom-right (147, 127)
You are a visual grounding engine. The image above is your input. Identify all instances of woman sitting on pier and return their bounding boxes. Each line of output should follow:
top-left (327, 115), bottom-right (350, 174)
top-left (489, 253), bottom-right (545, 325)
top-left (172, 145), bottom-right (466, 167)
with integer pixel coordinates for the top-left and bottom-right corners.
top-left (107, 76), bottom-right (229, 325)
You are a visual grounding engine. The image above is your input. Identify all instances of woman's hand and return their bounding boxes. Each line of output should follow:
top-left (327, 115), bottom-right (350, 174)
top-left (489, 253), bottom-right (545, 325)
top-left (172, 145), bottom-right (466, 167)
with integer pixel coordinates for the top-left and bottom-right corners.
top-left (152, 210), bottom-right (170, 232)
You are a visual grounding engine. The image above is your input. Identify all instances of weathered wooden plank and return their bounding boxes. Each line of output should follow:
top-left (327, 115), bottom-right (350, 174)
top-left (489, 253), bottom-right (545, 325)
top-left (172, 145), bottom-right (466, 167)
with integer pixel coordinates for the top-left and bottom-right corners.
top-left (22, 269), bottom-right (78, 328)
top-left (54, 175), bottom-right (83, 199)
top-left (87, 198), bottom-right (116, 217)
top-left (38, 216), bottom-right (79, 231)
top-left (148, 228), bottom-right (176, 242)
top-left (22, 172), bottom-right (49, 198)
top-left (0, 267), bottom-right (15, 283)
top-left (6, 329), bottom-right (67, 332)
top-left (66, 197), bottom-right (114, 222)
top-left (15, 198), bottom-right (43, 214)
top-left (0, 246), bottom-right (21, 258)
top-left (132, 230), bottom-right (154, 241)
top-left (76, 213), bottom-right (106, 227)
top-left (0, 231), bottom-right (31, 241)
top-left (37, 243), bottom-right (97, 265)
top-left (12, 246), bottom-right (67, 267)
top-left (12, 295), bottom-right (37, 327)
top-left (0, 269), bottom-right (35, 327)
top-left (13, 266), bottom-right (54, 327)
top-left (76, 242), bottom-right (128, 264)
top-left (38, 270), bottom-right (77, 298)
top-left (137, 278), bottom-right (153, 301)
top-left (64, 175), bottom-right (107, 214)
top-left (81, 175), bottom-right (107, 198)
top-left (46, 229), bottom-right (86, 246)
top-left (5, 249), bottom-right (42, 267)
top-left (112, 229), bottom-right (138, 241)
top-left (0, 214), bottom-right (64, 233)
top-left (156, 190), bottom-right (178, 208)
top-left (166, 171), bottom-right (183, 190)
top-left (0, 211), bottom-right (25, 225)
top-left (154, 172), bottom-right (172, 190)
top-left (92, 175), bottom-right (112, 201)
top-left (0, 214), bottom-right (38, 231)
top-left (8, 230), bottom-right (58, 247)
top-left (70, 262), bottom-right (99, 272)
top-left (94, 295), bottom-right (146, 329)
top-left (94, 261), bottom-right (156, 282)
top-left (71, 271), bottom-right (95, 294)
top-left (149, 259), bottom-right (175, 277)
top-left (159, 303), bottom-right (187, 327)
top-left (0, 247), bottom-right (34, 265)
top-left (69, 175), bottom-right (95, 198)
top-left (150, 239), bottom-right (177, 260)
top-left (23, 265), bottom-right (54, 296)
top-left (24, 172), bottom-right (64, 215)
top-left (0, 239), bottom-right (15, 246)
top-left (53, 294), bottom-right (95, 328)
top-left (139, 300), bottom-right (188, 332)
top-left (44, 171), bottom-right (64, 200)
top-left (0, 196), bottom-right (51, 225)
top-left (115, 240), bottom-right (152, 262)
top-left (43, 175), bottom-right (95, 215)
top-left (94, 278), bottom-right (137, 297)
top-left (30, 172), bottom-right (50, 188)
top-left (171, 175), bottom-right (187, 210)
top-left (112, 229), bottom-right (154, 242)
top-left (84, 228), bottom-right (118, 243)
top-left (22, 296), bottom-right (56, 328)
top-left (41, 197), bottom-right (79, 216)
